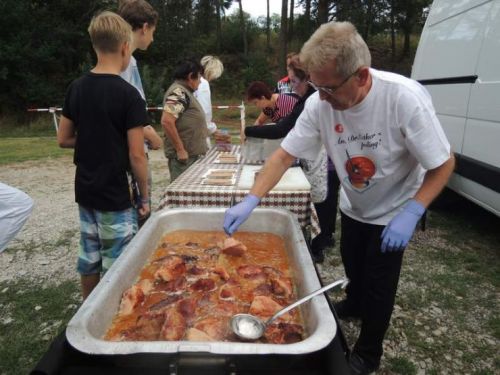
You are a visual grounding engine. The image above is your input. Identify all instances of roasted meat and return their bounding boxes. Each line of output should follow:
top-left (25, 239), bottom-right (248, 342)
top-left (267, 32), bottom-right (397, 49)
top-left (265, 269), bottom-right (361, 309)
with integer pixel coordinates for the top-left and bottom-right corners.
top-left (105, 231), bottom-right (304, 344)
top-left (220, 237), bottom-right (247, 256)
top-left (154, 255), bottom-right (186, 282)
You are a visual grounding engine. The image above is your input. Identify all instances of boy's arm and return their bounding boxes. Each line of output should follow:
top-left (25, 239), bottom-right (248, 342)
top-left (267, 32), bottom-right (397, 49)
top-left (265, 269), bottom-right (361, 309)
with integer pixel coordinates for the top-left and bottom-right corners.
top-left (57, 115), bottom-right (76, 148)
top-left (127, 126), bottom-right (150, 216)
top-left (144, 125), bottom-right (162, 150)
top-left (161, 111), bottom-right (188, 161)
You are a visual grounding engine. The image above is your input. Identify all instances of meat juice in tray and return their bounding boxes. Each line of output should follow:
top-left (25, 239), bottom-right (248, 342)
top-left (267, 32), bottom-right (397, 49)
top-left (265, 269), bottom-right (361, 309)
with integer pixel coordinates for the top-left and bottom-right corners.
top-left (105, 230), bottom-right (304, 344)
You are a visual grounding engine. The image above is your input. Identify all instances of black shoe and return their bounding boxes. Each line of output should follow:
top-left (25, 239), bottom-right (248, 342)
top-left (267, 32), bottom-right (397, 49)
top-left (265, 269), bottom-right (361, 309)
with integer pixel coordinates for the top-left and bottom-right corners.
top-left (349, 352), bottom-right (379, 375)
top-left (334, 299), bottom-right (361, 320)
top-left (311, 234), bottom-right (335, 252)
top-left (311, 248), bottom-right (325, 263)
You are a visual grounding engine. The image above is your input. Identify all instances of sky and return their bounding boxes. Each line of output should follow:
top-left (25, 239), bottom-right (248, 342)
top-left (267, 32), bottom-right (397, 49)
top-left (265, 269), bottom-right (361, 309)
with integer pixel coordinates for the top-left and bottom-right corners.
top-left (228, 0), bottom-right (297, 19)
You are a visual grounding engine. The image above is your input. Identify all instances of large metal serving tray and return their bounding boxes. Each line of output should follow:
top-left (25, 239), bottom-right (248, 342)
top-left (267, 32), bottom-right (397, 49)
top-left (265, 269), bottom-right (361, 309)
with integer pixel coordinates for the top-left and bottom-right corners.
top-left (66, 208), bottom-right (337, 355)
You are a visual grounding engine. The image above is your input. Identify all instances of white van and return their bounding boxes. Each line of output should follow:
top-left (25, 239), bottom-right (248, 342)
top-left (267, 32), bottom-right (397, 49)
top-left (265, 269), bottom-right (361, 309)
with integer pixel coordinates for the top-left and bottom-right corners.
top-left (411, 0), bottom-right (500, 216)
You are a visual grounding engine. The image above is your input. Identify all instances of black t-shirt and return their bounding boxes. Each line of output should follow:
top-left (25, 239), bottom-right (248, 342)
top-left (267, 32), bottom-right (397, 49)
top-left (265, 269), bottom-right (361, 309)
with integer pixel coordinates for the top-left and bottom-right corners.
top-left (62, 72), bottom-right (149, 211)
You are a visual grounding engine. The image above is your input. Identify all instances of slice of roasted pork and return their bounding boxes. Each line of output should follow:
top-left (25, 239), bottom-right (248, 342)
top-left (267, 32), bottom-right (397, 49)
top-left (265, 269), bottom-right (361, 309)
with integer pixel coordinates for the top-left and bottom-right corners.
top-left (154, 255), bottom-right (186, 282)
top-left (212, 266), bottom-right (230, 281)
top-left (189, 277), bottom-right (217, 292)
top-left (220, 237), bottom-right (247, 256)
top-left (159, 307), bottom-right (187, 340)
top-left (264, 322), bottom-right (303, 344)
top-left (118, 279), bottom-right (153, 315)
top-left (248, 295), bottom-right (284, 321)
top-left (237, 264), bottom-right (265, 279)
top-left (270, 276), bottom-right (293, 298)
top-left (116, 311), bottom-right (165, 341)
top-left (178, 297), bottom-right (198, 322)
top-left (193, 316), bottom-right (231, 341)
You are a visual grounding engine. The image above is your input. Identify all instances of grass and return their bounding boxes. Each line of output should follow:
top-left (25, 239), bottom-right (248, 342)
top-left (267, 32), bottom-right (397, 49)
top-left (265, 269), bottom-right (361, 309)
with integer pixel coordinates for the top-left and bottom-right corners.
top-left (387, 357), bottom-right (417, 374)
top-left (0, 115), bottom-right (57, 138)
top-left (0, 280), bottom-right (80, 374)
top-left (389, 192), bottom-right (500, 373)
top-left (0, 137), bottom-right (72, 165)
top-left (336, 188), bottom-right (500, 374)
top-left (0, 98), bottom-right (256, 166)
top-left (54, 229), bottom-right (79, 249)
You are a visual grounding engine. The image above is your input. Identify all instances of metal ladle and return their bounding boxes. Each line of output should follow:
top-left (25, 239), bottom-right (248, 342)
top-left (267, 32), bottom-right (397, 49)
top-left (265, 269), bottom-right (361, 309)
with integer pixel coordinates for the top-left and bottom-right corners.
top-left (231, 277), bottom-right (349, 340)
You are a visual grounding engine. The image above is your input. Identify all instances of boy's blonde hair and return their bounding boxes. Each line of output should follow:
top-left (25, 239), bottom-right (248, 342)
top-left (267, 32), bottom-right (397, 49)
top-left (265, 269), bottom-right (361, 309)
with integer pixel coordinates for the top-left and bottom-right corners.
top-left (300, 21), bottom-right (371, 78)
top-left (200, 56), bottom-right (224, 81)
top-left (88, 11), bottom-right (132, 53)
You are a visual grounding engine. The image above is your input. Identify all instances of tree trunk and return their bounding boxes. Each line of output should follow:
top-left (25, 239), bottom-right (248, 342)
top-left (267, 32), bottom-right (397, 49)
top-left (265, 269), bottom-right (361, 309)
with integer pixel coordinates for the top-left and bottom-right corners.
top-left (238, 0), bottom-right (248, 60)
top-left (401, 0), bottom-right (414, 59)
top-left (304, 0), bottom-right (311, 37)
top-left (186, 1), bottom-right (193, 38)
top-left (288, 0), bottom-right (294, 42)
top-left (317, 0), bottom-right (328, 25)
top-left (390, 0), bottom-right (396, 62)
top-left (362, 0), bottom-right (373, 41)
top-left (403, 31), bottom-right (411, 58)
top-left (266, 0), bottom-right (271, 51)
top-left (279, 0), bottom-right (289, 74)
top-left (215, 0), bottom-right (222, 53)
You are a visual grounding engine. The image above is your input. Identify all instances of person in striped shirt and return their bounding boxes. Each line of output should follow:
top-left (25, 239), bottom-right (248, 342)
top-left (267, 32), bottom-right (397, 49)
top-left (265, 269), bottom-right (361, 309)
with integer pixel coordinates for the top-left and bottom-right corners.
top-left (246, 81), bottom-right (299, 125)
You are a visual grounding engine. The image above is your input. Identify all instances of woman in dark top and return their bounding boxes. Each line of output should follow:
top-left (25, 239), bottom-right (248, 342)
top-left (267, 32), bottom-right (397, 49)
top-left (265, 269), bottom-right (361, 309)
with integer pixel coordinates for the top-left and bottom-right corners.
top-left (244, 57), bottom-right (340, 263)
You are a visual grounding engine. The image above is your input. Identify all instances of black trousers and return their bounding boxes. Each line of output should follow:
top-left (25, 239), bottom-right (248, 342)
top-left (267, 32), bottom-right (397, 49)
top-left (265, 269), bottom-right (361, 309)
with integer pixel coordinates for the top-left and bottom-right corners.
top-left (340, 212), bottom-right (404, 368)
top-left (314, 169), bottom-right (340, 238)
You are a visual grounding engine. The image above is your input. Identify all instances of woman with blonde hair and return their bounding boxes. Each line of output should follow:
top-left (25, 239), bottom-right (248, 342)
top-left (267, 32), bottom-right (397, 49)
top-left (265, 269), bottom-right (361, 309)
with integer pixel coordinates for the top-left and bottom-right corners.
top-left (195, 55), bottom-right (225, 147)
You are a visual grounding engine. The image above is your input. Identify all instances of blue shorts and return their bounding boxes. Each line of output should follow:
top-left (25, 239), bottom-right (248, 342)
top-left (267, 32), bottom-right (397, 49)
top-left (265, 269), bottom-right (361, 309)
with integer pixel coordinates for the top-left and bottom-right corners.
top-left (77, 205), bottom-right (137, 275)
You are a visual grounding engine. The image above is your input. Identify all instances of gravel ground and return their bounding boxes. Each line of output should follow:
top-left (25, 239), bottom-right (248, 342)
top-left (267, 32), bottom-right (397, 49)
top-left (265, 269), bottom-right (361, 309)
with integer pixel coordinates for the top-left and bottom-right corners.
top-left (0, 149), bottom-right (498, 374)
top-left (0, 151), bottom-right (169, 284)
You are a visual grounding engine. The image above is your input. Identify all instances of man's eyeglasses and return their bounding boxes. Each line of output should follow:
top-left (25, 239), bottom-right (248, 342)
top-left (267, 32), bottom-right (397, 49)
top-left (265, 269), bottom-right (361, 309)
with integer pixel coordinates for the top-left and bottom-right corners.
top-left (308, 70), bottom-right (358, 96)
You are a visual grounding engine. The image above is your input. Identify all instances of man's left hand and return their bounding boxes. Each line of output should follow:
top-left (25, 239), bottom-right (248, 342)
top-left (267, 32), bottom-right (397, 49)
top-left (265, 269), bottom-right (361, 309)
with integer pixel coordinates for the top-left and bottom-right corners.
top-left (381, 199), bottom-right (426, 252)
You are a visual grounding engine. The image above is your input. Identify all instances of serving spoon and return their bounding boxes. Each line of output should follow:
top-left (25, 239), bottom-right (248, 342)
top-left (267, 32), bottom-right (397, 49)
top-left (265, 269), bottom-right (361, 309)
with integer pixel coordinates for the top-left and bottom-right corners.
top-left (231, 277), bottom-right (349, 340)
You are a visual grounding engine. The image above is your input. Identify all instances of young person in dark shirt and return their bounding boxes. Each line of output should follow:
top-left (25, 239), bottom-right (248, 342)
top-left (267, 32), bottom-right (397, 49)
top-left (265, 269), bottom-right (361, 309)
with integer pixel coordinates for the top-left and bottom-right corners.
top-left (118, 0), bottom-right (161, 228)
top-left (57, 11), bottom-right (150, 299)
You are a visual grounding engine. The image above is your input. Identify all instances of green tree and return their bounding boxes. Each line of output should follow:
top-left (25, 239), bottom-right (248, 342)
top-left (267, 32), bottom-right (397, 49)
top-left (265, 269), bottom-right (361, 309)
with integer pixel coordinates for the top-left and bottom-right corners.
top-left (279, 0), bottom-right (288, 75)
top-left (0, 0), bottom-right (109, 112)
top-left (237, 0), bottom-right (248, 60)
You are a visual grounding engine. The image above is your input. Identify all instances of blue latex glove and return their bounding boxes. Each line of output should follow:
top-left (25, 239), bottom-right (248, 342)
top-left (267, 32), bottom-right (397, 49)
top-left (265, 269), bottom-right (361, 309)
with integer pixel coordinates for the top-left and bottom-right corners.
top-left (223, 194), bottom-right (260, 235)
top-left (381, 199), bottom-right (426, 252)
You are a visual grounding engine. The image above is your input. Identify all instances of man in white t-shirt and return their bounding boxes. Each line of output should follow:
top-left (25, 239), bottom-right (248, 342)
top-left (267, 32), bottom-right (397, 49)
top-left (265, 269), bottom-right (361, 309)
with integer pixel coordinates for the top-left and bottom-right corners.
top-left (223, 22), bottom-right (455, 374)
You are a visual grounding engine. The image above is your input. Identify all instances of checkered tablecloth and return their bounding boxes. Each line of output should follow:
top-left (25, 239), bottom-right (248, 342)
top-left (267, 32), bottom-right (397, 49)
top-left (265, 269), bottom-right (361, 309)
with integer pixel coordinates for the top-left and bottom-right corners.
top-left (196, 145), bottom-right (263, 165)
top-left (158, 150), bottom-right (320, 237)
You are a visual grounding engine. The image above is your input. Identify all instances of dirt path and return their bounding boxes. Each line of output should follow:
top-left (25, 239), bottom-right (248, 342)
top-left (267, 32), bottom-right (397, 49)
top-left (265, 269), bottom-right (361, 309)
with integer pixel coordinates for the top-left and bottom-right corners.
top-left (0, 150), bottom-right (168, 284)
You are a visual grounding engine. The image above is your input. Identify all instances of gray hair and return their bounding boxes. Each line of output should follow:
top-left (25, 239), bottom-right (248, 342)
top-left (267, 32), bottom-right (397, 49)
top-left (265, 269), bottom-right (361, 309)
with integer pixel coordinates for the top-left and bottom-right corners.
top-left (200, 55), bottom-right (224, 81)
top-left (300, 21), bottom-right (371, 78)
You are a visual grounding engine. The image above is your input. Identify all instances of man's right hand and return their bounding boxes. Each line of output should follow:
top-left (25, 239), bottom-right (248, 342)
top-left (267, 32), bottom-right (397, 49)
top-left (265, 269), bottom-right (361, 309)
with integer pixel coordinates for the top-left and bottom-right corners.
top-left (223, 194), bottom-right (260, 235)
top-left (176, 149), bottom-right (188, 163)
